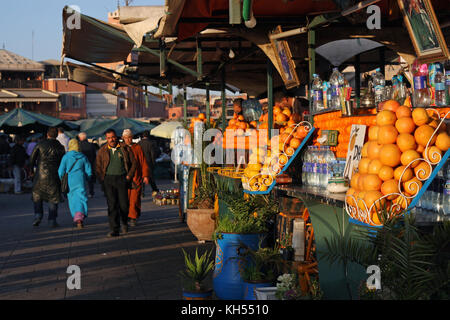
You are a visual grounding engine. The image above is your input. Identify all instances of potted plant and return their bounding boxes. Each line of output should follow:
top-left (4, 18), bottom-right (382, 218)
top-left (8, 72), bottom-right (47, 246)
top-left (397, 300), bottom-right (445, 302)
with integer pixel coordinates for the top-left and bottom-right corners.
top-left (275, 273), bottom-right (323, 300)
top-left (212, 195), bottom-right (279, 300)
top-left (179, 248), bottom-right (215, 300)
top-left (186, 162), bottom-right (216, 241)
top-left (237, 244), bottom-right (283, 300)
top-left (277, 232), bottom-right (295, 261)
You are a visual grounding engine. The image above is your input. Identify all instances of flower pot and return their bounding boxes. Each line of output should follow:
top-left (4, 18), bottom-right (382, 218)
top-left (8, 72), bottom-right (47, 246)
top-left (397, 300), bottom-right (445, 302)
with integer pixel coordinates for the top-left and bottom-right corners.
top-left (213, 233), bottom-right (265, 300)
top-left (186, 208), bottom-right (215, 241)
top-left (243, 281), bottom-right (274, 300)
top-left (182, 289), bottom-right (213, 300)
top-left (254, 287), bottom-right (278, 300)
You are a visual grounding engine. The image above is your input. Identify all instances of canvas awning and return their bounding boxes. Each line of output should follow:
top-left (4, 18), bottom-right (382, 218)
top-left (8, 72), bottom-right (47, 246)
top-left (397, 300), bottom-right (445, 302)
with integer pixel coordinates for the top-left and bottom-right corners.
top-left (62, 6), bottom-right (134, 63)
top-left (0, 89), bottom-right (59, 103)
top-left (83, 117), bottom-right (157, 138)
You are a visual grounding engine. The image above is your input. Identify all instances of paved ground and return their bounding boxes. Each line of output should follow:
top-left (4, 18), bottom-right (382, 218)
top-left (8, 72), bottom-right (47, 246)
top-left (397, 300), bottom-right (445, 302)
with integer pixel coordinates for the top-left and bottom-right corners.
top-left (0, 180), bottom-right (214, 300)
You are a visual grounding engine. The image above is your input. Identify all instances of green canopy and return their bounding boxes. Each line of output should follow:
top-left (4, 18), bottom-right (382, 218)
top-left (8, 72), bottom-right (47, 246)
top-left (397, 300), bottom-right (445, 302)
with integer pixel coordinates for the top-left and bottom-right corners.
top-left (83, 117), bottom-right (157, 138)
top-left (70, 118), bottom-right (110, 132)
top-left (0, 108), bottom-right (79, 134)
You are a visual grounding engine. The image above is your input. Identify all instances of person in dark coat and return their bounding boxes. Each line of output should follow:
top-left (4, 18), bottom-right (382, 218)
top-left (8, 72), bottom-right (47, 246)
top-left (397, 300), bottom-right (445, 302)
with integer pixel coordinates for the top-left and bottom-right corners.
top-left (30, 127), bottom-right (66, 227)
top-left (0, 135), bottom-right (10, 155)
top-left (138, 131), bottom-right (159, 197)
top-left (78, 132), bottom-right (97, 198)
top-left (9, 135), bottom-right (28, 194)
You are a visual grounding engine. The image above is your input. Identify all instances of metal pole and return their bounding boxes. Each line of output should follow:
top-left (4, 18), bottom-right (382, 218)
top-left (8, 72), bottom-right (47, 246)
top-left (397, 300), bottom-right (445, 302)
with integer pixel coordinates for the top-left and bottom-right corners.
top-left (221, 68), bottom-right (226, 131)
top-left (183, 85), bottom-right (187, 123)
top-left (308, 29), bottom-right (316, 84)
top-left (205, 82), bottom-right (210, 123)
top-left (355, 54), bottom-right (361, 109)
top-left (197, 39), bottom-right (203, 81)
top-left (267, 60), bottom-right (273, 139)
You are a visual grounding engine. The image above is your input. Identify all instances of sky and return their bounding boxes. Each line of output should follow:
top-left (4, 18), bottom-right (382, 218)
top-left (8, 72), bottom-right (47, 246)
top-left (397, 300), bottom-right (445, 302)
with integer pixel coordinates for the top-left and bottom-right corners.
top-left (0, 0), bottom-right (164, 62)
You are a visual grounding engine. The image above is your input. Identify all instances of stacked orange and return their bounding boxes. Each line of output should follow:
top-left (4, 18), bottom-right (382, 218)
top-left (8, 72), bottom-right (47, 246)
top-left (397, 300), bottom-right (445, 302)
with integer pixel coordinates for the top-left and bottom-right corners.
top-left (241, 121), bottom-right (310, 192)
top-left (313, 112), bottom-right (376, 159)
top-left (346, 101), bottom-right (450, 226)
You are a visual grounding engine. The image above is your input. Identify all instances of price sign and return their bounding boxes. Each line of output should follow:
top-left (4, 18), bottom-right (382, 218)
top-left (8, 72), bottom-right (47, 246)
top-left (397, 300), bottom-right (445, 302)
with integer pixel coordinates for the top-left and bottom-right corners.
top-left (343, 125), bottom-right (367, 180)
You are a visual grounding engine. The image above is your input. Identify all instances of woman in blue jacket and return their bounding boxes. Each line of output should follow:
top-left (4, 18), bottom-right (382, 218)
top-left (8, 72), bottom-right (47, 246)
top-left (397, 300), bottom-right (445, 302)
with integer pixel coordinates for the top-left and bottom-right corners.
top-left (58, 139), bottom-right (92, 228)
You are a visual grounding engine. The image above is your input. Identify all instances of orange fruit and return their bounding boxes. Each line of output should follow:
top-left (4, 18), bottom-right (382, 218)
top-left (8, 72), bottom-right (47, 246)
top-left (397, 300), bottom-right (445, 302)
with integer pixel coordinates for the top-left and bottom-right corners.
top-left (401, 150), bottom-right (421, 168)
top-left (282, 108), bottom-right (292, 118)
top-left (381, 179), bottom-right (400, 200)
top-left (273, 106), bottom-right (282, 115)
top-left (371, 211), bottom-right (382, 225)
top-left (425, 146), bottom-right (442, 164)
top-left (276, 113), bottom-right (288, 122)
top-left (395, 117), bottom-right (416, 134)
top-left (435, 132), bottom-right (450, 152)
top-left (394, 166), bottom-right (414, 182)
top-left (357, 191), bottom-right (368, 211)
top-left (358, 174), bottom-right (367, 191)
top-left (361, 142), bottom-right (369, 157)
top-left (396, 106), bottom-right (412, 118)
top-left (363, 174), bottom-right (382, 191)
top-left (350, 173), bottom-right (361, 189)
top-left (378, 166), bottom-right (394, 181)
top-left (289, 138), bottom-right (301, 149)
top-left (381, 100), bottom-right (400, 112)
top-left (412, 108), bottom-right (429, 126)
top-left (376, 110), bottom-right (397, 126)
top-left (414, 161), bottom-right (431, 180)
top-left (346, 188), bottom-right (358, 208)
top-left (393, 195), bottom-right (411, 210)
top-left (364, 190), bottom-right (386, 214)
top-left (198, 113), bottom-right (206, 120)
top-left (238, 115), bottom-right (245, 121)
top-left (403, 177), bottom-right (422, 196)
top-left (379, 144), bottom-right (402, 167)
top-left (396, 133), bottom-right (417, 152)
top-left (368, 159), bottom-right (383, 175)
top-left (358, 158), bottom-right (371, 174)
top-left (367, 141), bottom-right (383, 159)
top-left (250, 121), bottom-right (257, 128)
top-left (414, 125), bottom-right (437, 147)
top-left (377, 125), bottom-right (399, 145)
top-left (368, 126), bottom-right (379, 141)
top-left (416, 144), bottom-right (425, 153)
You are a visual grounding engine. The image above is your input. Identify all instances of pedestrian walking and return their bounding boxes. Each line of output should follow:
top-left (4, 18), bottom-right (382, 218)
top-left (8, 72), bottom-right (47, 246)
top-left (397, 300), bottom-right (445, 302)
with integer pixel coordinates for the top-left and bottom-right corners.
top-left (58, 139), bottom-right (92, 229)
top-left (138, 131), bottom-right (159, 197)
top-left (122, 129), bottom-right (149, 227)
top-left (26, 137), bottom-right (38, 157)
top-left (78, 132), bottom-right (97, 198)
top-left (57, 127), bottom-right (70, 152)
top-left (30, 127), bottom-right (66, 227)
top-left (0, 135), bottom-right (11, 155)
top-left (9, 135), bottom-right (28, 194)
top-left (96, 129), bottom-right (136, 237)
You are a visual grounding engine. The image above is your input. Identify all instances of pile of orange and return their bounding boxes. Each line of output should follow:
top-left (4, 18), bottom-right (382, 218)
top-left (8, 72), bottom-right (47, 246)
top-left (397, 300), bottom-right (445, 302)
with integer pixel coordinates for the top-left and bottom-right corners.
top-left (313, 111), bottom-right (377, 159)
top-left (346, 101), bottom-right (450, 226)
top-left (241, 120), bottom-right (310, 192)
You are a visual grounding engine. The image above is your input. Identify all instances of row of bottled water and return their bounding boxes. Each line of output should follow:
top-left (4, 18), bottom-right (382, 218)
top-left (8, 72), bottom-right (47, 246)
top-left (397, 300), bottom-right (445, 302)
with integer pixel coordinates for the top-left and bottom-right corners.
top-left (311, 68), bottom-right (346, 113)
top-left (302, 146), bottom-right (336, 188)
top-left (414, 163), bottom-right (450, 217)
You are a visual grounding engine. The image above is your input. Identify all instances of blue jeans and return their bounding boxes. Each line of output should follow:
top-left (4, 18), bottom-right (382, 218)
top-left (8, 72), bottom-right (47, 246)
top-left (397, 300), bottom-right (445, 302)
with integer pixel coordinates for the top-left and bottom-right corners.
top-left (34, 201), bottom-right (58, 221)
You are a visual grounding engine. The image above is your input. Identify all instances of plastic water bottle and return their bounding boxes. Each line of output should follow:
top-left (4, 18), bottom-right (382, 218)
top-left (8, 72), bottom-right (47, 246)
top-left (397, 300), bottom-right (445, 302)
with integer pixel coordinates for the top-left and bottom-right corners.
top-left (312, 74), bottom-right (324, 112)
top-left (445, 60), bottom-right (450, 105)
top-left (302, 163), bottom-right (307, 186)
top-left (443, 165), bottom-right (450, 216)
top-left (323, 81), bottom-right (330, 109)
top-left (434, 68), bottom-right (446, 106)
top-left (329, 68), bottom-right (344, 110)
top-left (371, 68), bottom-right (385, 109)
top-left (411, 59), bottom-right (431, 108)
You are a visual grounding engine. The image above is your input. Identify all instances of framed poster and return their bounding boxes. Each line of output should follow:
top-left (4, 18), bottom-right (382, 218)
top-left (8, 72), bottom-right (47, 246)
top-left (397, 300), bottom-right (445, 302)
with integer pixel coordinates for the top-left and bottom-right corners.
top-left (270, 25), bottom-right (301, 89)
top-left (343, 125), bottom-right (367, 181)
top-left (397, 0), bottom-right (449, 63)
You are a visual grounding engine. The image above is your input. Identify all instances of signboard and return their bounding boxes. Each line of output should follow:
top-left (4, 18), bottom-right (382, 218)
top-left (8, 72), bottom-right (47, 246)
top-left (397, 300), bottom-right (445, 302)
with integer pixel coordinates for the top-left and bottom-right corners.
top-left (343, 125), bottom-right (367, 180)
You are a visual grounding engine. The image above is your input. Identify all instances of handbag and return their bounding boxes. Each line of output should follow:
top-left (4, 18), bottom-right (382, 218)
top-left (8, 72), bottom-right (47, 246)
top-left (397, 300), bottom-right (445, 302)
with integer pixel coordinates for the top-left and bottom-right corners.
top-left (61, 158), bottom-right (80, 194)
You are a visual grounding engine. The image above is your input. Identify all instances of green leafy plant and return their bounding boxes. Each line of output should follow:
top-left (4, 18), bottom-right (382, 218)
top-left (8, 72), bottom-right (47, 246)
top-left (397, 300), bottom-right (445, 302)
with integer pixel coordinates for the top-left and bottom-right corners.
top-left (190, 163), bottom-right (216, 209)
top-left (214, 194), bottom-right (278, 236)
top-left (237, 244), bottom-right (283, 283)
top-left (179, 248), bottom-right (215, 292)
top-left (322, 208), bottom-right (450, 300)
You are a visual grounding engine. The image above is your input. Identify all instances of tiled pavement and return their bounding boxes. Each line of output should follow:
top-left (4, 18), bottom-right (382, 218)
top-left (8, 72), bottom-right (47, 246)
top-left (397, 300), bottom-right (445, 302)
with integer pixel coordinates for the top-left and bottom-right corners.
top-left (0, 180), bottom-right (214, 300)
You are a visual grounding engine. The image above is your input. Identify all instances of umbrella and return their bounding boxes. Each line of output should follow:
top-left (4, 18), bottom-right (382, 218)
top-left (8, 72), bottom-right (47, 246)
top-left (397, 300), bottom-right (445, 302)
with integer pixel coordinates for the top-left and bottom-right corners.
top-left (316, 39), bottom-right (383, 67)
top-left (0, 108), bottom-right (78, 134)
top-left (70, 118), bottom-right (110, 132)
top-left (84, 117), bottom-right (156, 138)
top-left (150, 121), bottom-right (184, 139)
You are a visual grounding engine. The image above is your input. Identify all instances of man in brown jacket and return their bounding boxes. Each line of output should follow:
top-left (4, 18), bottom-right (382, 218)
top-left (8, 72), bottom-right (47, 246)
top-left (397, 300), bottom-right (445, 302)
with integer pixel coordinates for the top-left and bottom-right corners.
top-left (96, 129), bottom-right (137, 237)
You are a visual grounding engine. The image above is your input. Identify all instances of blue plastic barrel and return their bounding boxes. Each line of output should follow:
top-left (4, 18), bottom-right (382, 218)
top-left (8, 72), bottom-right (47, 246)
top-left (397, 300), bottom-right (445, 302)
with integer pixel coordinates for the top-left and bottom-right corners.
top-left (213, 233), bottom-right (265, 300)
top-left (243, 282), bottom-right (274, 300)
